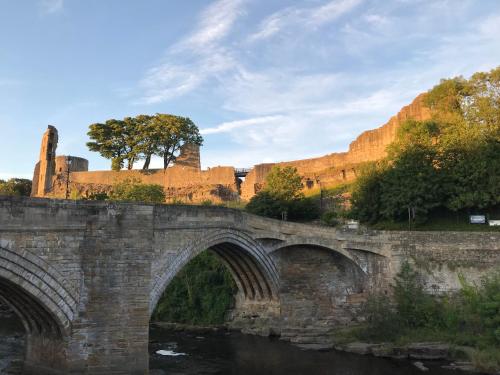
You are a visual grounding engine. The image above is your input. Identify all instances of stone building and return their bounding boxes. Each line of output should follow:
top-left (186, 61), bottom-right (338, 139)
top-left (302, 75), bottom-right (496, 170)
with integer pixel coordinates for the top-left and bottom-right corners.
top-left (31, 93), bottom-right (431, 203)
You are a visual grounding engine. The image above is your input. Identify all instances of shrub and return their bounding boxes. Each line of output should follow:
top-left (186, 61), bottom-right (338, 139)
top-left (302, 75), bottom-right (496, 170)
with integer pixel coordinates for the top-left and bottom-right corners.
top-left (0, 178), bottom-right (32, 197)
top-left (152, 251), bottom-right (236, 325)
top-left (321, 210), bottom-right (340, 227)
top-left (109, 178), bottom-right (165, 203)
top-left (246, 192), bottom-right (320, 221)
top-left (360, 292), bottom-right (399, 340)
top-left (287, 197), bottom-right (320, 221)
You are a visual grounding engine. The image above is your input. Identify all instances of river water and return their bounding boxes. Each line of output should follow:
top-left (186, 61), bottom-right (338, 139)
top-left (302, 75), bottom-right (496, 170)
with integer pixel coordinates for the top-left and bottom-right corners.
top-left (0, 314), bottom-right (472, 374)
top-left (149, 326), bottom-right (466, 375)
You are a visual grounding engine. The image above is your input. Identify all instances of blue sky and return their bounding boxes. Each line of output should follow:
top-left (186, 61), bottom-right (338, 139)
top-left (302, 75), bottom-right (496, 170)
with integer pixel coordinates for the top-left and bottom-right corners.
top-left (1, 0), bottom-right (499, 179)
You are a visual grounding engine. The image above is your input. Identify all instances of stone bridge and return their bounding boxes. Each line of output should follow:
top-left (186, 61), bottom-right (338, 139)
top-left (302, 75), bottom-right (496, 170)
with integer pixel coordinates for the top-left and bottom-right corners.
top-left (0, 196), bottom-right (499, 374)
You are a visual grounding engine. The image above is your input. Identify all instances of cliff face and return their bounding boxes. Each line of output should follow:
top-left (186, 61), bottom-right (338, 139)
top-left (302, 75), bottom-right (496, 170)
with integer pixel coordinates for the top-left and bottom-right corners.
top-left (240, 93), bottom-right (431, 200)
top-left (345, 93), bottom-right (430, 164)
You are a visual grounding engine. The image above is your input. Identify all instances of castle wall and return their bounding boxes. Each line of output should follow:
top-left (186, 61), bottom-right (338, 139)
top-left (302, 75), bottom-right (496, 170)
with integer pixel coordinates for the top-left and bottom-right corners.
top-left (31, 93), bottom-right (432, 203)
top-left (48, 166), bottom-right (239, 203)
top-left (55, 156), bottom-right (89, 174)
top-left (240, 93), bottom-right (431, 200)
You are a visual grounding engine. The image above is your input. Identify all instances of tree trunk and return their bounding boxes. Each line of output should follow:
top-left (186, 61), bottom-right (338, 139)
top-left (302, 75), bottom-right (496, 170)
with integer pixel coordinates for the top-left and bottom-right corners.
top-left (163, 154), bottom-right (169, 169)
top-left (142, 154), bottom-right (151, 170)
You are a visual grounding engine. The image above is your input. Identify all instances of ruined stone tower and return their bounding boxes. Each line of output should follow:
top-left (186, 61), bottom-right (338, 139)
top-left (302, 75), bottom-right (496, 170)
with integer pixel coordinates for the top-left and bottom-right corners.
top-left (31, 125), bottom-right (58, 197)
top-left (175, 143), bottom-right (201, 169)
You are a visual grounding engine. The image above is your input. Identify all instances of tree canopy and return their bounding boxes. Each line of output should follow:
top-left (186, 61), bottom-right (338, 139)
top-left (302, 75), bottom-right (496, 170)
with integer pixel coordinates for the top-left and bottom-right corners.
top-left (108, 178), bottom-right (166, 203)
top-left (0, 178), bottom-right (32, 197)
top-left (264, 166), bottom-right (304, 201)
top-left (87, 114), bottom-right (203, 171)
top-left (350, 66), bottom-right (500, 224)
top-left (246, 166), bottom-right (319, 221)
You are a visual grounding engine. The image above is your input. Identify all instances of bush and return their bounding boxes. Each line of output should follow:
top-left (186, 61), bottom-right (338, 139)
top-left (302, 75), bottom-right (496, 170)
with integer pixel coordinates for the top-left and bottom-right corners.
top-left (471, 348), bottom-right (500, 373)
top-left (152, 251), bottom-right (236, 325)
top-left (109, 178), bottom-right (165, 203)
top-left (321, 210), bottom-right (340, 227)
top-left (287, 197), bottom-right (320, 221)
top-left (246, 191), bottom-right (287, 219)
top-left (360, 293), bottom-right (399, 340)
top-left (0, 178), bottom-right (32, 197)
top-left (86, 192), bottom-right (110, 201)
top-left (359, 262), bottom-right (500, 369)
top-left (246, 192), bottom-right (320, 221)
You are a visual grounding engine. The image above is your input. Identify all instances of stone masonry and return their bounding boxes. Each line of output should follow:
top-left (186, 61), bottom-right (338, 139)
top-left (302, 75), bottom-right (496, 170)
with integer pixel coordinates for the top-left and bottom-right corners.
top-left (0, 196), bottom-right (499, 374)
top-left (31, 93), bottom-right (432, 203)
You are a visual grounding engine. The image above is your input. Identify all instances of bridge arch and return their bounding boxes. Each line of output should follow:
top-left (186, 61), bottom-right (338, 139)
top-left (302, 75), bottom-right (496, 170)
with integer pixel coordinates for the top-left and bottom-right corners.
top-left (0, 245), bottom-right (79, 334)
top-left (150, 229), bottom-right (280, 315)
top-left (0, 245), bottom-right (80, 372)
top-left (269, 240), bottom-right (368, 274)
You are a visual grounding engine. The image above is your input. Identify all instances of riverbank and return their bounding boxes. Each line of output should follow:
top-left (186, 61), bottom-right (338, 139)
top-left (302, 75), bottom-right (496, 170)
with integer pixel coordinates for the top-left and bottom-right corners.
top-left (333, 339), bottom-right (490, 374)
top-left (151, 321), bottom-right (494, 374)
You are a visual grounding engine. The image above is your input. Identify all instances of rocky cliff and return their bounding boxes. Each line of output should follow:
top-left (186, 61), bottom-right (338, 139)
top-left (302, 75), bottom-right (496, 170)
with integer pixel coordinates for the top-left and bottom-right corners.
top-left (240, 93), bottom-right (431, 200)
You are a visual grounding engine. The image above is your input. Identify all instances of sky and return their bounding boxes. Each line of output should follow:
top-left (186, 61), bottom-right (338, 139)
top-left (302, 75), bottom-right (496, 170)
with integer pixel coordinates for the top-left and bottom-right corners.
top-left (1, 0), bottom-right (499, 179)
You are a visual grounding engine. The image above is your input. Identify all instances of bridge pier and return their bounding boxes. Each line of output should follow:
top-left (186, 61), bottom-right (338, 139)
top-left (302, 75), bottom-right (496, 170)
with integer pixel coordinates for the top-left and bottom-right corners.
top-left (0, 197), bottom-right (499, 374)
top-left (24, 334), bottom-right (68, 375)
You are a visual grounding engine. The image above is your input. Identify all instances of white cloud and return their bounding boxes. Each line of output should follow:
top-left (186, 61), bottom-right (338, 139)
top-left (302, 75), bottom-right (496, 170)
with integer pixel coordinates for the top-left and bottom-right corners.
top-left (249, 0), bottom-right (362, 41)
top-left (135, 1), bottom-right (500, 169)
top-left (201, 115), bottom-right (285, 135)
top-left (40, 0), bottom-right (64, 14)
top-left (181, 0), bottom-right (246, 49)
top-left (138, 0), bottom-right (245, 104)
top-left (308, 0), bottom-right (363, 26)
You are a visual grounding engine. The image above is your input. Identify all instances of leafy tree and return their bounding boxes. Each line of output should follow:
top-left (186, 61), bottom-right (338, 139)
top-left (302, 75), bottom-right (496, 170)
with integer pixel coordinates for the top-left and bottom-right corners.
top-left (152, 251), bottom-right (236, 325)
top-left (264, 166), bottom-right (303, 201)
top-left (150, 114), bottom-right (203, 169)
top-left (350, 163), bottom-right (386, 224)
top-left (381, 145), bottom-right (442, 222)
top-left (351, 67), bottom-right (500, 225)
top-left (87, 118), bottom-right (139, 171)
top-left (109, 178), bottom-right (165, 203)
top-left (287, 196), bottom-right (320, 221)
top-left (246, 191), bottom-right (289, 219)
top-left (442, 136), bottom-right (500, 211)
top-left (86, 113), bottom-right (203, 171)
top-left (0, 178), bottom-right (32, 196)
top-left (131, 114), bottom-right (155, 170)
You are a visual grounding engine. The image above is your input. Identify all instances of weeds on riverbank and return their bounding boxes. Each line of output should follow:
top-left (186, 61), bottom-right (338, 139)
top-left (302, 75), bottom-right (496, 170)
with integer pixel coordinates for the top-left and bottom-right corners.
top-left (351, 263), bottom-right (500, 370)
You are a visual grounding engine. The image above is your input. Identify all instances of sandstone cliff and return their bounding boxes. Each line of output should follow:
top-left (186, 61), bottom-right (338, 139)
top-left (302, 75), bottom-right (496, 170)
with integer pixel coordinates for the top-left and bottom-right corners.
top-left (240, 93), bottom-right (431, 200)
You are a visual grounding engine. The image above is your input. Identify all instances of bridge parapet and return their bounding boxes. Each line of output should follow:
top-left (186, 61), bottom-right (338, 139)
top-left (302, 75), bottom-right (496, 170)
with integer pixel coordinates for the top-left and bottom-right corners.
top-left (0, 196), bottom-right (499, 374)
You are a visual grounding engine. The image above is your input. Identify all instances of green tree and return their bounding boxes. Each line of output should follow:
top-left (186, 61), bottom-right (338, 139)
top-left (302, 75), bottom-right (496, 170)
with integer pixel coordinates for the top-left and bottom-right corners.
top-left (245, 191), bottom-right (288, 219)
top-left (109, 178), bottom-right (165, 203)
top-left (264, 166), bottom-right (303, 201)
top-left (152, 251), bottom-right (236, 325)
top-left (87, 118), bottom-right (139, 171)
top-left (350, 163), bottom-right (386, 224)
top-left (131, 114), bottom-right (155, 170)
top-left (246, 166), bottom-right (319, 221)
top-left (87, 113), bottom-right (203, 171)
top-left (381, 146), bottom-right (442, 222)
top-left (0, 178), bottom-right (32, 197)
top-left (150, 114), bottom-right (203, 169)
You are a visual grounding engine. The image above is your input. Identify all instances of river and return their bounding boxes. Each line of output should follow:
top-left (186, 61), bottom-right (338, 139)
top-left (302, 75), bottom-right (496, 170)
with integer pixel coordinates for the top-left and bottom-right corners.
top-left (0, 314), bottom-right (473, 374)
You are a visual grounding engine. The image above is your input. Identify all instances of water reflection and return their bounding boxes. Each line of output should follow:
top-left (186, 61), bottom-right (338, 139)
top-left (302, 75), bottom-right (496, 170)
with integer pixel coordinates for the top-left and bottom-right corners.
top-left (149, 326), bottom-right (467, 375)
top-left (0, 307), bottom-right (475, 375)
top-left (0, 307), bottom-right (24, 374)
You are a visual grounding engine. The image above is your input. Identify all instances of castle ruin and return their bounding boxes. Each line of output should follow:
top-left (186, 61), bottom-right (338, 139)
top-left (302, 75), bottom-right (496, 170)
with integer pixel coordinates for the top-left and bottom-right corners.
top-left (31, 93), bottom-right (431, 203)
